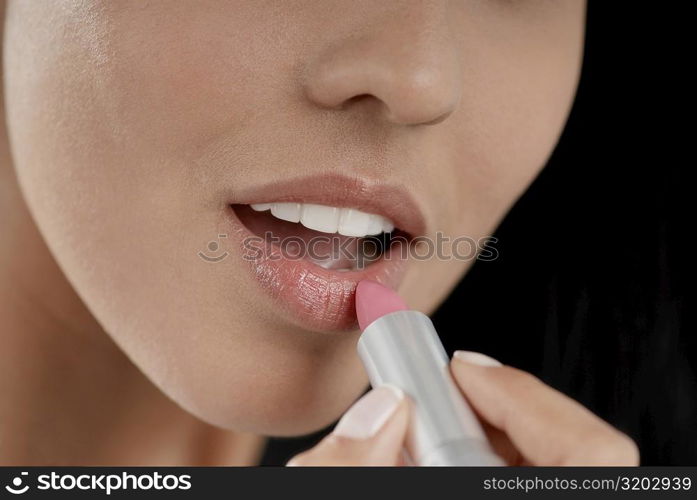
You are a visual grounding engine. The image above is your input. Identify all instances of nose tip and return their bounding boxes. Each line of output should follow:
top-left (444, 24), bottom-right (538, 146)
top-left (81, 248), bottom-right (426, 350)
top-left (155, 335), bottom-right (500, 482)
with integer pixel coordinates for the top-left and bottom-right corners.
top-left (303, 14), bottom-right (462, 127)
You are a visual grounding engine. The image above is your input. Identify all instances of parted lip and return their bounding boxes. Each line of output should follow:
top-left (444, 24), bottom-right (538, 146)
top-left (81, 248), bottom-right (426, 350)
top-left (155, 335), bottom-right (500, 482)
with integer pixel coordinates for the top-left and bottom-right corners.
top-left (221, 172), bottom-right (424, 332)
top-left (228, 173), bottom-right (427, 238)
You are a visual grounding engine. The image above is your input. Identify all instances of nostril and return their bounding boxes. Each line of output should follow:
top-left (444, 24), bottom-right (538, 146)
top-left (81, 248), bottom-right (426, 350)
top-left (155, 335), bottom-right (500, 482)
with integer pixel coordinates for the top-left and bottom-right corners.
top-left (342, 93), bottom-right (373, 106)
top-left (338, 93), bottom-right (380, 111)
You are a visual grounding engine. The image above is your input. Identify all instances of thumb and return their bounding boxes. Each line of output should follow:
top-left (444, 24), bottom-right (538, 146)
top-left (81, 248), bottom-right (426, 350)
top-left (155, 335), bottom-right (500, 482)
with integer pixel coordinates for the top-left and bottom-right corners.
top-left (287, 385), bottom-right (409, 466)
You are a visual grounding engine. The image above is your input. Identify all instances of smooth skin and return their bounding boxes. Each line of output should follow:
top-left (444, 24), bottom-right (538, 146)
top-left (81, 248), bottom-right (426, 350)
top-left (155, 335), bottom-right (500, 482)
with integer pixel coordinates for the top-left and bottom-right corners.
top-left (0, 0), bottom-right (638, 465)
top-left (289, 353), bottom-right (639, 466)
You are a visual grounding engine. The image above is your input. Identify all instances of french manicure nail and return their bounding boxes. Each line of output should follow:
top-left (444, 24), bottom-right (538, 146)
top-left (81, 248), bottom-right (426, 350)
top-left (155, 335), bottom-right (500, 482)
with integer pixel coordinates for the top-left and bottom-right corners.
top-left (333, 384), bottom-right (404, 439)
top-left (453, 350), bottom-right (503, 367)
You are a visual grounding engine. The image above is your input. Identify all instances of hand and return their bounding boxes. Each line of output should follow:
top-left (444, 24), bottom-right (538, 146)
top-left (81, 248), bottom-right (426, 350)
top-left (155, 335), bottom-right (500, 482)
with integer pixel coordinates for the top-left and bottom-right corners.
top-left (287, 351), bottom-right (639, 466)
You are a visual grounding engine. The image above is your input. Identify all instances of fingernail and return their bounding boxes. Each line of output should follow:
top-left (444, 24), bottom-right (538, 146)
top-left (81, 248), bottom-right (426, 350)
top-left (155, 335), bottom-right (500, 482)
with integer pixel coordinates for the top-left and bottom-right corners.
top-left (333, 385), bottom-right (404, 439)
top-left (453, 350), bottom-right (503, 367)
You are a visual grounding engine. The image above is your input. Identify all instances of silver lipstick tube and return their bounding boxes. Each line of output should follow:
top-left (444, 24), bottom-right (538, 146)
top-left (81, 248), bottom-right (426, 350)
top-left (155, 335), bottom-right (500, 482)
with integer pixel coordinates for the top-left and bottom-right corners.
top-left (357, 310), bottom-right (503, 466)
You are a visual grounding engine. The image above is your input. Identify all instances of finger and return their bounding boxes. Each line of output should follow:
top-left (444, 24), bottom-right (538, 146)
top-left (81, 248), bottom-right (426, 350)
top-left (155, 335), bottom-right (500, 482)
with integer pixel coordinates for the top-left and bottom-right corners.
top-left (451, 351), bottom-right (639, 466)
top-left (479, 420), bottom-right (524, 465)
top-left (287, 385), bottom-right (409, 466)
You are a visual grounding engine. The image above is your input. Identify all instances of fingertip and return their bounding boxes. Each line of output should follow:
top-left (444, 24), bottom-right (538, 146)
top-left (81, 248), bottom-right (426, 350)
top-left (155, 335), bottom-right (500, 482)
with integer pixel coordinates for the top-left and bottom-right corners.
top-left (452, 350), bottom-right (503, 367)
top-left (333, 384), bottom-right (405, 440)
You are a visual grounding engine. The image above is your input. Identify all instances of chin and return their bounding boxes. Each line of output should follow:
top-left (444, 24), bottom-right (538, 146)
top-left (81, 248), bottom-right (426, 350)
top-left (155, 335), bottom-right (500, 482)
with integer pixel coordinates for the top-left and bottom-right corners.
top-left (142, 327), bottom-right (370, 437)
top-left (174, 379), bottom-right (367, 437)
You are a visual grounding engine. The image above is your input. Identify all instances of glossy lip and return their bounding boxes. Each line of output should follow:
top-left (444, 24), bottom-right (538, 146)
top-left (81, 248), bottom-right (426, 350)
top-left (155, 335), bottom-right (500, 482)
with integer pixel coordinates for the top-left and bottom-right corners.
top-left (223, 174), bottom-right (426, 332)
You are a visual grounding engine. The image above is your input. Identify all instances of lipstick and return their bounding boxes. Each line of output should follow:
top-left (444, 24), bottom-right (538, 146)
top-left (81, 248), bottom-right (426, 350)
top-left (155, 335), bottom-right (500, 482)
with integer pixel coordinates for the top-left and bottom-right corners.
top-left (355, 280), bottom-right (503, 466)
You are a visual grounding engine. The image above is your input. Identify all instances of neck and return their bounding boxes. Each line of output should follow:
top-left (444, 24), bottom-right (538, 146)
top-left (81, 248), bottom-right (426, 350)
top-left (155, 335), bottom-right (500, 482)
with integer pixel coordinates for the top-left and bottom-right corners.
top-left (0, 95), bottom-right (263, 467)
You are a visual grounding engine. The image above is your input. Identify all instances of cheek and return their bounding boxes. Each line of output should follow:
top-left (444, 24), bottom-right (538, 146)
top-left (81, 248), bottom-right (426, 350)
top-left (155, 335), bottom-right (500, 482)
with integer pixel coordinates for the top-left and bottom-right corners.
top-left (3, 8), bottom-right (212, 348)
top-left (445, 2), bottom-right (584, 234)
top-left (473, 3), bottom-right (584, 208)
top-left (403, 4), bottom-right (584, 312)
top-left (3, 4), bottom-right (254, 324)
top-left (4, 2), bottom-right (362, 434)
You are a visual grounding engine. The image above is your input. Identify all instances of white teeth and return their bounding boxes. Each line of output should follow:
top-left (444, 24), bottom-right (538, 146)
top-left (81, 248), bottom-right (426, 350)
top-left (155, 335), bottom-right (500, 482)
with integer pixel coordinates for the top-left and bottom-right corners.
top-left (250, 203), bottom-right (272, 212)
top-left (250, 202), bottom-right (395, 237)
top-left (301, 204), bottom-right (340, 233)
top-left (367, 216), bottom-right (384, 235)
top-left (338, 208), bottom-right (373, 237)
top-left (270, 202), bottom-right (302, 223)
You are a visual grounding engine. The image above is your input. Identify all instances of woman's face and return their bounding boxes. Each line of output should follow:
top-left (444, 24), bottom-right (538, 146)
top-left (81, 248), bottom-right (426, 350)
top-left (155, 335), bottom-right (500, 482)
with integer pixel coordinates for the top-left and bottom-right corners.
top-left (3, 1), bottom-right (585, 434)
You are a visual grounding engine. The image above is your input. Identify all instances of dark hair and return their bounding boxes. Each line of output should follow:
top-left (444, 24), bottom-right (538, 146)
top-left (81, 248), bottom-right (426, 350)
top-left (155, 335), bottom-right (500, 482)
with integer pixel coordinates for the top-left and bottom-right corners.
top-left (261, 1), bottom-right (691, 465)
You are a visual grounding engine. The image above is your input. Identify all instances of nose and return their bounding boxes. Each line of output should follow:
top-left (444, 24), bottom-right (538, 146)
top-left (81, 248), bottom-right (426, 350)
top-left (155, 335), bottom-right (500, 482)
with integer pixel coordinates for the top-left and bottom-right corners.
top-left (303, 3), bottom-right (462, 126)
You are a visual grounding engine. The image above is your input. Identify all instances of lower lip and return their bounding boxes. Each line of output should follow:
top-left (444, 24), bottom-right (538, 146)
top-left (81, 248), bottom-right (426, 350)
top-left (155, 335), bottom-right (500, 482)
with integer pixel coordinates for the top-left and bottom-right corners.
top-left (224, 206), bottom-right (409, 332)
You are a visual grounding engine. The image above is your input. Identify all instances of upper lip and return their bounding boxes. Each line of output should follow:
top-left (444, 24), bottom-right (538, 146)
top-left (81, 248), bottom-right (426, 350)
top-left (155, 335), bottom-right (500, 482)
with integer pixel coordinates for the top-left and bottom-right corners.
top-left (229, 173), bottom-right (427, 238)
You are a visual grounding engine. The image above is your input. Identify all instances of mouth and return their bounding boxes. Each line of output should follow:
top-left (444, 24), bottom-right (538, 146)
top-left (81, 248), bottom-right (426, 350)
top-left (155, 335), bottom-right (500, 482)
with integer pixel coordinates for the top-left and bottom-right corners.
top-left (222, 174), bottom-right (425, 332)
top-left (233, 202), bottom-right (409, 271)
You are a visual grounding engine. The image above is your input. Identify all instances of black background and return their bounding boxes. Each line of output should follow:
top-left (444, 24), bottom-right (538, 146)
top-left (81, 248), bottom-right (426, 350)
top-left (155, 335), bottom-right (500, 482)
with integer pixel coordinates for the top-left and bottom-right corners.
top-left (261, 1), bottom-right (691, 465)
